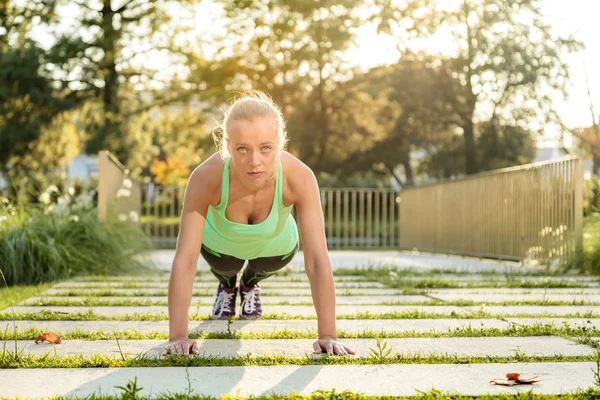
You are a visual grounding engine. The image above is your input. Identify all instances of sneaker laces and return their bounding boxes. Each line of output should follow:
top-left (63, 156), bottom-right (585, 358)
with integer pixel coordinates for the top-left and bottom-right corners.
top-left (213, 290), bottom-right (234, 318)
top-left (242, 286), bottom-right (260, 314)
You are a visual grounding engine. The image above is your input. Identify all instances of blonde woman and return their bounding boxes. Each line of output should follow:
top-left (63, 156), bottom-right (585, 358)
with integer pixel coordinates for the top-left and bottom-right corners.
top-left (163, 91), bottom-right (355, 357)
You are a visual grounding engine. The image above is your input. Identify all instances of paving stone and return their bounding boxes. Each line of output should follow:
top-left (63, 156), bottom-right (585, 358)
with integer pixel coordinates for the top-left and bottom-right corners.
top-left (428, 288), bottom-right (600, 294)
top-left (0, 363), bottom-right (595, 398)
top-left (20, 295), bottom-right (433, 306)
top-left (51, 281), bottom-right (386, 289)
top-left (506, 318), bottom-right (600, 330)
top-left (465, 305), bottom-right (600, 315)
top-left (430, 294), bottom-right (600, 303)
top-left (4, 305), bottom-right (466, 317)
top-left (41, 287), bottom-right (403, 296)
top-left (6, 336), bottom-right (593, 358)
top-left (0, 319), bottom-right (512, 335)
top-left (147, 249), bottom-right (545, 273)
top-left (71, 274), bottom-right (371, 283)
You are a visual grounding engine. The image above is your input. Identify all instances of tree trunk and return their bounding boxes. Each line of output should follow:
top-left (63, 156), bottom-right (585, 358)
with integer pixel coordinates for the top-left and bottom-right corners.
top-left (401, 157), bottom-right (413, 186)
top-left (384, 162), bottom-right (404, 188)
top-left (101, 0), bottom-right (124, 160)
top-left (462, 0), bottom-right (478, 175)
top-left (315, 29), bottom-right (329, 171)
top-left (463, 118), bottom-right (477, 174)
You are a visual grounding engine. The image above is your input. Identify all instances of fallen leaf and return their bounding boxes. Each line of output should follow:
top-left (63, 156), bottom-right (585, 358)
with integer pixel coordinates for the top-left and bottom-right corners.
top-left (490, 373), bottom-right (541, 386)
top-left (489, 379), bottom-right (517, 386)
top-left (516, 376), bottom-right (541, 384)
top-left (34, 332), bottom-right (62, 344)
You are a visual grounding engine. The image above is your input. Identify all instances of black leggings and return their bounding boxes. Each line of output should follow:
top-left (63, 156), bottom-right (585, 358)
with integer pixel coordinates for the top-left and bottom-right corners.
top-left (200, 243), bottom-right (299, 288)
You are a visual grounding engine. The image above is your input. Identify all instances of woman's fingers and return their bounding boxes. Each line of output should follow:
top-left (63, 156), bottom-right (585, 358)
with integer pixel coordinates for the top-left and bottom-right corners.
top-left (313, 340), bottom-right (322, 353)
top-left (325, 343), bottom-right (334, 356)
top-left (163, 340), bottom-right (198, 357)
top-left (333, 343), bottom-right (347, 356)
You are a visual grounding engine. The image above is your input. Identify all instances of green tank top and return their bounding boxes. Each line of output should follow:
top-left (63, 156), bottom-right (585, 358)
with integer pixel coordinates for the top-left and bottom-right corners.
top-left (202, 157), bottom-right (299, 259)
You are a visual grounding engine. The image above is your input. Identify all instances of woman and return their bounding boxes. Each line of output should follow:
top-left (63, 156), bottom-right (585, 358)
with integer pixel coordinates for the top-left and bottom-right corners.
top-left (162, 91), bottom-right (355, 357)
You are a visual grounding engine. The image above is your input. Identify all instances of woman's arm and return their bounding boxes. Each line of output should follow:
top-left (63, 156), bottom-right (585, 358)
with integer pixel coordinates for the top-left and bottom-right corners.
top-left (166, 166), bottom-right (212, 348)
top-left (294, 165), bottom-right (354, 356)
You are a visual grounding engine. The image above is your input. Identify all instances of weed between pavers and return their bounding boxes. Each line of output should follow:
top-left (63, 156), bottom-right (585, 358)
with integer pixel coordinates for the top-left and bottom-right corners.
top-left (0, 349), bottom-right (595, 369)
top-left (32, 387), bottom-right (600, 400)
top-left (24, 298), bottom-right (600, 307)
top-left (1, 321), bottom-right (598, 341)
top-left (7, 309), bottom-right (600, 321)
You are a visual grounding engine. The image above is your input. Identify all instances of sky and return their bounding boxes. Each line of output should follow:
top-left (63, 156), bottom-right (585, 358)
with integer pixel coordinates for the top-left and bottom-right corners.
top-left (33, 0), bottom-right (599, 148)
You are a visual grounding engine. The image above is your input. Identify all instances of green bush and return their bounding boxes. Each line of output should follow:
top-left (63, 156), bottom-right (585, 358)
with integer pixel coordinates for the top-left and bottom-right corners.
top-left (0, 188), bottom-right (154, 287)
top-left (561, 212), bottom-right (600, 275)
top-left (584, 174), bottom-right (600, 216)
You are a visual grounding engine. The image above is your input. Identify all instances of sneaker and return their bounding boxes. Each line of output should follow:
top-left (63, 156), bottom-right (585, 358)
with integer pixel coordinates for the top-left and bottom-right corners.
top-left (212, 283), bottom-right (237, 319)
top-left (239, 280), bottom-right (262, 319)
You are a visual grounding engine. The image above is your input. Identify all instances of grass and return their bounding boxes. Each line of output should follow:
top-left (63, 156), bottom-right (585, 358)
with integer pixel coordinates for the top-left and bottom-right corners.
top-left (562, 212), bottom-right (600, 275)
top-left (6, 309), bottom-right (600, 321)
top-left (3, 388), bottom-right (600, 400)
top-left (0, 350), bottom-right (596, 369)
top-left (0, 281), bottom-right (54, 311)
top-left (330, 266), bottom-right (599, 290)
top-left (50, 279), bottom-right (596, 290)
top-left (0, 200), bottom-right (155, 286)
top-left (37, 289), bottom-right (405, 297)
top-left (2, 321), bottom-right (598, 341)
top-left (20, 298), bottom-right (600, 307)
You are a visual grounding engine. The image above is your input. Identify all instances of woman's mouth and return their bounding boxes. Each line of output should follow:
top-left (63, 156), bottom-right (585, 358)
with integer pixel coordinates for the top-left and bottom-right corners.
top-left (248, 171), bottom-right (264, 177)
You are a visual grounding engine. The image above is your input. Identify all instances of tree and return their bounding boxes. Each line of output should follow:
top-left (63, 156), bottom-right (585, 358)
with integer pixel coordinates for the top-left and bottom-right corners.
top-left (46, 0), bottom-right (230, 168)
top-left (217, 0), bottom-right (366, 171)
top-left (0, 1), bottom-right (80, 185)
top-left (571, 65), bottom-right (600, 174)
top-left (376, 0), bottom-right (583, 174)
top-left (328, 57), bottom-right (456, 187)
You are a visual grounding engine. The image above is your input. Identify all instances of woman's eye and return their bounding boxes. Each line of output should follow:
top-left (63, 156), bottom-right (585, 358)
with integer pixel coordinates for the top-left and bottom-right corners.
top-left (237, 147), bottom-right (247, 153)
top-left (262, 146), bottom-right (272, 152)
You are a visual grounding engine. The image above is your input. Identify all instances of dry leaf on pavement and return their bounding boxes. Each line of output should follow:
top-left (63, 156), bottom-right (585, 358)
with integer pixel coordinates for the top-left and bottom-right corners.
top-left (34, 332), bottom-right (62, 344)
top-left (490, 373), bottom-right (541, 386)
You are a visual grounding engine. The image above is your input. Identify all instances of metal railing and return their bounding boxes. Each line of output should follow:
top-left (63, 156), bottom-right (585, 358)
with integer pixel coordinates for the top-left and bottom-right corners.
top-left (399, 156), bottom-right (583, 263)
top-left (140, 185), bottom-right (400, 249)
top-left (98, 151), bottom-right (141, 223)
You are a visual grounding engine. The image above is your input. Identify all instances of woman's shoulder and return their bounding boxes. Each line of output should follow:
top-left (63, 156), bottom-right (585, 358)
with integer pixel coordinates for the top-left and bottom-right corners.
top-left (281, 151), bottom-right (317, 204)
top-left (187, 153), bottom-right (224, 206)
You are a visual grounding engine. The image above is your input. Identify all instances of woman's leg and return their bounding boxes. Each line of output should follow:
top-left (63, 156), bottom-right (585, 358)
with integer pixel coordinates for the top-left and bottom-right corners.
top-left (200, 245), bottom-right (245, 288)
top-left (238, 243), bottom-right (299, 319)
top-left (241, 242), bottom-right (299, 286)
top-left (200, 245), bottom-right (246, 319)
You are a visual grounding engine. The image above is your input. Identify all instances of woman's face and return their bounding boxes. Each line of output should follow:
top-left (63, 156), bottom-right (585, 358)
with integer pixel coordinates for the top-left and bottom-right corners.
top-left (227, 116), bottom-right (280, 188)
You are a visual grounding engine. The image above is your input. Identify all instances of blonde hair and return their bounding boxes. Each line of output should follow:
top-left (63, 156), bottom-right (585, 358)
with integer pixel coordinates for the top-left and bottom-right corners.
top-left (213, 90), bottom-right (288, 159)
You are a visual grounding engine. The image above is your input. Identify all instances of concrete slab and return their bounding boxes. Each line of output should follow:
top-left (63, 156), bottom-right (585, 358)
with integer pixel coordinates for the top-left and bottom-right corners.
top-left (506, 318), bottom-right (600, 330)
top-left (4, 305), bottom-right (467, 317)
top-left (1, 319), bottom-right (512, 336)
top-left (430, 294), bottom-right (600, 303)
top-left (6, 337), bottom-right (593, 358)
top-left (51, 281), bottom-right (386, 289)
top-left (146, 249), bottom-right (548, 273)
top-left (21, 295), bottom-right (433, 306)
top-left (465, 305), bottom-right (600, 316)
top-left (427, 288), bottom-right (600, 295)
top-left (0, 363), bottom-right (595, 398)
top-left (71, 274), bottom-right (372, 283)
top-left (41, 287), bottom-right (404, 296)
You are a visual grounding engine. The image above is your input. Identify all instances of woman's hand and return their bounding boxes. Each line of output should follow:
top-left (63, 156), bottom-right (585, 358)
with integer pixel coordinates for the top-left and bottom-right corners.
top-left (162, 337), bottom-right (199, 356)
top-left (312, 336), bottom-right (355, 356)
